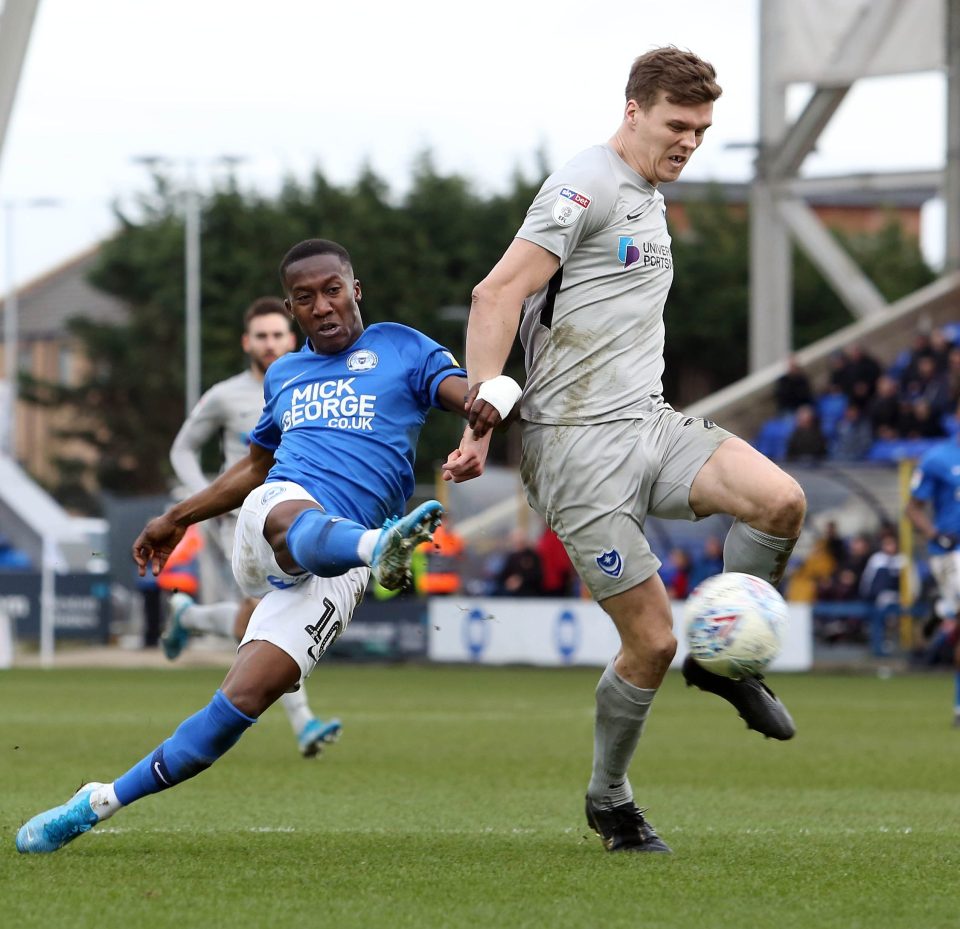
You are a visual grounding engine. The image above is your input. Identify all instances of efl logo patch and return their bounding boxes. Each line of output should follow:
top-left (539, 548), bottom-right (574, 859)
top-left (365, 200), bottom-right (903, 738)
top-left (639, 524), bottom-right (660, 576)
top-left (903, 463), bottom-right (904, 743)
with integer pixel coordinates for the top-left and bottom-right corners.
top-left (596, 549), bottom-right (624, 578)
top-left (552, 187), bottom-right (591, 226)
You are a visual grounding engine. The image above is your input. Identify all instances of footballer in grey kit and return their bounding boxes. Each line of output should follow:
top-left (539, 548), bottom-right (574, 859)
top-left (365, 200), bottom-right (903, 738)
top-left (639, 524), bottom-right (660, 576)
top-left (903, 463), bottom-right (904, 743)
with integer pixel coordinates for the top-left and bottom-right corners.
top-left (171, 369), bottom-right (267, 499)
top-left (516, 142), bottom-right (730, 601)
top-left (170, 368), bottom-right (271, 600)
top-left (445, 47), bottom-right (806, 855)
top-left (518, 144), bottom-right (673, 426)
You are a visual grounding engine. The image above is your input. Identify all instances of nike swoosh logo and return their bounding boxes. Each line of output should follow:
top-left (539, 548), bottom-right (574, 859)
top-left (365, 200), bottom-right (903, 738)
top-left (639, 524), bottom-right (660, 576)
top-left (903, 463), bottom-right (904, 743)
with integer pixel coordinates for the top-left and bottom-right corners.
top-left (626, 206), bottom-right (650, 221)
top-left (280, 371), bottom-right (309, 391)
top-left (153, 761), bottom-right (171, 786)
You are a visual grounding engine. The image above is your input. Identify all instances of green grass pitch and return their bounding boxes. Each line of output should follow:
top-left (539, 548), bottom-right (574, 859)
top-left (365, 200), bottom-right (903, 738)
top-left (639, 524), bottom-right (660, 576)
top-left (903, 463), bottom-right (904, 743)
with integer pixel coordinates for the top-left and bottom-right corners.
top-left (3, 664), bottom-right (959, 929)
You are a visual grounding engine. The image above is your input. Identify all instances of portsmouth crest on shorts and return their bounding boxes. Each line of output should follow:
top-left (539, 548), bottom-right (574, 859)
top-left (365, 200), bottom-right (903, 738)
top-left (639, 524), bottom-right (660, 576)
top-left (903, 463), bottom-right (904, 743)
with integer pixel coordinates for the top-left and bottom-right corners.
top-left (552, 187), bottom-right (591, 227)
top-left (347, 349), bottom-right (379, 372)
top-left (596, 549), bottom-right (624, 578)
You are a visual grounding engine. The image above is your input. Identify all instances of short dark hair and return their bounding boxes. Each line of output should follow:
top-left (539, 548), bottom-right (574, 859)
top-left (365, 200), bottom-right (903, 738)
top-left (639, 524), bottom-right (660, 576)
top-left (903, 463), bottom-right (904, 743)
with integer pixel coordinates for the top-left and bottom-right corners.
top-left (279, 239), bottom-right (353, 284)
top-left (625, 47), bottom-right (722, 111)
top-left (242, 296), bottom-right (292, 332)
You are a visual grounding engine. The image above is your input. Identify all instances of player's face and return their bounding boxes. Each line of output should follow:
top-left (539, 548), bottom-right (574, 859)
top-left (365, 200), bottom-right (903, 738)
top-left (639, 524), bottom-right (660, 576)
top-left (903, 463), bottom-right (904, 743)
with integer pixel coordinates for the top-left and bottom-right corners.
top-left (283, 254), bottom-right (364, 355)
top-left (627, 92), bottom-right (713, 186)
top-left (242, 312), bottom-right (297, 374)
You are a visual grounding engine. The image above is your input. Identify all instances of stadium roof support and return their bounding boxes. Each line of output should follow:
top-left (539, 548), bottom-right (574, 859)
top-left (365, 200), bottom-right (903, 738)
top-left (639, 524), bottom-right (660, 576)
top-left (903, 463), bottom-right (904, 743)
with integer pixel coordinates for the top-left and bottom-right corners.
top-left (749, 0), bottom-right (955, 372)
top-left (0, 0), bottom-right (40, 170)
top-left (775, 198), bottom-right (887, 317)
top-left (947, 0), bottom-right (960, 271)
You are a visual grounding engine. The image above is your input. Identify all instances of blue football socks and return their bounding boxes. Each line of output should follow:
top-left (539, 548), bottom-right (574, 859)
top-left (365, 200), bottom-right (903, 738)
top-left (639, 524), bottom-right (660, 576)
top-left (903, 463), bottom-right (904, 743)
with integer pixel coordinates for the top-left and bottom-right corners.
top-left (113, 690), bottom-right (255, 805)
top-left (285, 507), bottom-right (368, 576)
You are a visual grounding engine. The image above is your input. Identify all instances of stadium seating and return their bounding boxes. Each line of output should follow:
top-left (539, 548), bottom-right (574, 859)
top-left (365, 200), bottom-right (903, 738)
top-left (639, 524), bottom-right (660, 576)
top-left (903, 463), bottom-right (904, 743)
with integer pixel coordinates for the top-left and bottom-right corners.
top-left (866, 438), bottom-right (939, 463)
top-left (816, 393), bottom-right (848, 441)
top-left (752, 414), bottom-right (795, 460)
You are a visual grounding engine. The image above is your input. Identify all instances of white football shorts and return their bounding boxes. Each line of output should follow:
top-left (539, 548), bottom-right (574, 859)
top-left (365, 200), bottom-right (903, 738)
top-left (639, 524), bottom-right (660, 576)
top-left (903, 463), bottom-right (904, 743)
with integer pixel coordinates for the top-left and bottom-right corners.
top-left (233, 481), bottom-right (369, 682)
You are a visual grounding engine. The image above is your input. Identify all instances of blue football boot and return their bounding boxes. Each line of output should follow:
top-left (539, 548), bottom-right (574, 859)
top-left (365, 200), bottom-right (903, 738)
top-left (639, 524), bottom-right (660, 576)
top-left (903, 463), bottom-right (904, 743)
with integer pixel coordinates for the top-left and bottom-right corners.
top-left (16, 782), bottom-right (104, 854)
top-left (297, 717), bottom-right (343, 758)
top-left (370, 500), bottom-right (443, 590)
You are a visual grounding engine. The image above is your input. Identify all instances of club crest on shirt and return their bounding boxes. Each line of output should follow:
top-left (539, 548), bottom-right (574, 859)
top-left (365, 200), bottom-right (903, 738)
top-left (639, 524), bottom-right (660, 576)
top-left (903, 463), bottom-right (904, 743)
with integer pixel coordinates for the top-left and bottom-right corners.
top-left (347, 349), bottom-right (379, 372)
top-left (552, 187), bottom-right (591, 226)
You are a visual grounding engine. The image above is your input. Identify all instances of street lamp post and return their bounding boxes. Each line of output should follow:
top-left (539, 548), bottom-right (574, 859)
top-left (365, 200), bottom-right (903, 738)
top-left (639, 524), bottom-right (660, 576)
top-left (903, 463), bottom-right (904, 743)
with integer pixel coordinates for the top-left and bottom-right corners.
top-left (183, 175), bottom-right (201, 414)
top-left (2, 205), bottom-right (16, 456)
top-left (132, 156), bottom-right (243, 416)
top-left (2, 197), bottom-right (61, 458)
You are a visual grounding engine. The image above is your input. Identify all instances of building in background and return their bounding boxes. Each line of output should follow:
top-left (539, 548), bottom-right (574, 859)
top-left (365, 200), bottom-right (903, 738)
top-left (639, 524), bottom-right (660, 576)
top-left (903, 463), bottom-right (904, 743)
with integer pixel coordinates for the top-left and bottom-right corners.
top-left (0, 247), bottom-right (126, 490)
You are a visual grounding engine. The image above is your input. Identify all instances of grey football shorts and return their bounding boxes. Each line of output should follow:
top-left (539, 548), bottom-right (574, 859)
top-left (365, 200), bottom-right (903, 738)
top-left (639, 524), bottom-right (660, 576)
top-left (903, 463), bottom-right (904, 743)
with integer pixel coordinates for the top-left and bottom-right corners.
top-left (520, 409), bottom-right (732, 601)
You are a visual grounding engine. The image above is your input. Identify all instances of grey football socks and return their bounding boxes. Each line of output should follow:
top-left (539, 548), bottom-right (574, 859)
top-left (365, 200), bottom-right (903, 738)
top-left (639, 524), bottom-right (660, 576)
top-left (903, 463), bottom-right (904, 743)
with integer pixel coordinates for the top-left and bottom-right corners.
top-left (586, 659), bottom-right (657, 808)
top-left (723, 519), bottom-right (797, 585)
top-left (180, 601), bottom-right (237, 638)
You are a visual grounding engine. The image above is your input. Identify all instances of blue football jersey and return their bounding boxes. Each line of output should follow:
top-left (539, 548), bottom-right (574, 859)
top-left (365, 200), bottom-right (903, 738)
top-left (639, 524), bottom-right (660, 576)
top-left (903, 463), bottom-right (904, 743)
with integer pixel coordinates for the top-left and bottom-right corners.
top-left (250, 323), bottom-right (465, 527)
top-left (910, 438), bottom-right (960, 553)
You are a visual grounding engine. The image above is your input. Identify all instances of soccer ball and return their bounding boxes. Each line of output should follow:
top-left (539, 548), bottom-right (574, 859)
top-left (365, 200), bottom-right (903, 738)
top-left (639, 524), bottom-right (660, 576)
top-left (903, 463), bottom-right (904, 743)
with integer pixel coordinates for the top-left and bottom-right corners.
top-left (684, 572), bottom-right (787, 679)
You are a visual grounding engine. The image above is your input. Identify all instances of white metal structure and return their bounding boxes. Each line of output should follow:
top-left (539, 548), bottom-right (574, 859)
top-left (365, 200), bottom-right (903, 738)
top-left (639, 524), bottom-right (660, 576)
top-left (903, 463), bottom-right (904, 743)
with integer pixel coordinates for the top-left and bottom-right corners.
top-left (0, 0), bottom-right (40, 170)
top-left (750, 0), bottom-right (958, 371)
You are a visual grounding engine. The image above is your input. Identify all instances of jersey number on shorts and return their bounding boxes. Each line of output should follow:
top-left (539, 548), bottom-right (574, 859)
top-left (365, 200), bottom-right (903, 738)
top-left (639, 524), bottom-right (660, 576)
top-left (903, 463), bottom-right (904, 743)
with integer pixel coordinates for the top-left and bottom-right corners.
top-left (305, 597), bottom-right (342, 663)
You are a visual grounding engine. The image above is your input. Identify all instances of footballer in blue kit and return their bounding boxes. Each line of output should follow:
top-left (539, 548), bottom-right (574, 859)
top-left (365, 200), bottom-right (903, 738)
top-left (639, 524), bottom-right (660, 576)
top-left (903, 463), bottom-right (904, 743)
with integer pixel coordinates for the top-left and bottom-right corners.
top-left (254, 322), bottom-right (464, 529)
top-left (905, 429), bottom-right (960, 725)
top-left (15, 238), bottom-right (498, 854)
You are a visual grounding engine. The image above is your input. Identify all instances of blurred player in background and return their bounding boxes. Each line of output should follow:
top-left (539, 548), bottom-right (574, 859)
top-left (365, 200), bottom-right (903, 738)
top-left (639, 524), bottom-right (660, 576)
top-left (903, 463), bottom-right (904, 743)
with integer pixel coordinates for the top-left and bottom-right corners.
top-left (165, 296), bottom-right (341, 758)
top-left (444, 47), bottom-right (806, 854)
top-left (16, 238), bottom-right (492, 854)
top-left (905, 414), bottom-right (960, 725)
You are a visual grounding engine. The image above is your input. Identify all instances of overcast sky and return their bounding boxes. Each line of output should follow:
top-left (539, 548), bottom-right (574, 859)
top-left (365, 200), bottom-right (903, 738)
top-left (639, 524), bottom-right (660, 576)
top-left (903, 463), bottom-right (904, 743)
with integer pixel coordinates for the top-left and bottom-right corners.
top-left (0, 0), bottom-right (948, 289)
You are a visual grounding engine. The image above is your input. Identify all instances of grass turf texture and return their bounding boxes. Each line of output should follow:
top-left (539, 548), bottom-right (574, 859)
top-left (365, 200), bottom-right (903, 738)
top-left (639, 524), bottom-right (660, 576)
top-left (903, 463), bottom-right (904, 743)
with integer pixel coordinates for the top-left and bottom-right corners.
top-left (3, 665), bottom-right (959, 929)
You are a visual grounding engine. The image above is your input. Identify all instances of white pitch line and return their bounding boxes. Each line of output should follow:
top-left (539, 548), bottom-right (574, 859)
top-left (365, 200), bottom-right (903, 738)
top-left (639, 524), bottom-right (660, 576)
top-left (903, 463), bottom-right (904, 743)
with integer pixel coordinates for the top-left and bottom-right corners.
top-left (87, 824), bottom-right (933, 837)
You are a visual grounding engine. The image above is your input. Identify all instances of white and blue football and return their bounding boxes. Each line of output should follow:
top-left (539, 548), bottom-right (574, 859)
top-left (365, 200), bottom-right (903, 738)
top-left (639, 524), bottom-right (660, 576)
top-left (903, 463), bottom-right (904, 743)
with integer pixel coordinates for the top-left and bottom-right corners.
top-left (684, 572), bottom-right (787, 679)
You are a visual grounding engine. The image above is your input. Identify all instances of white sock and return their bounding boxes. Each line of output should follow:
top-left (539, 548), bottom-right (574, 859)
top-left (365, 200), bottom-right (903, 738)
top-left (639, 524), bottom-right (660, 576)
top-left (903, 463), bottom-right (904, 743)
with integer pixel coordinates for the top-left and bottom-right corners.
top-left (181, 602), bottom-right (237, 638)
top-left (89, 783), bottom-right (122, 821)
top-left (357, 529), bottom-right (380, 566)
top-left (280, 687), bottom-right (315, 734)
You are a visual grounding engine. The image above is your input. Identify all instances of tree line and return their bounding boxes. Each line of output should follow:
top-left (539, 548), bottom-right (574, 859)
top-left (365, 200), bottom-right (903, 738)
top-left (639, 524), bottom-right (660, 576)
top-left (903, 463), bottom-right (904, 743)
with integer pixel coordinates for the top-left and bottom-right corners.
top-left (21, 155), bottom-right (934, 512)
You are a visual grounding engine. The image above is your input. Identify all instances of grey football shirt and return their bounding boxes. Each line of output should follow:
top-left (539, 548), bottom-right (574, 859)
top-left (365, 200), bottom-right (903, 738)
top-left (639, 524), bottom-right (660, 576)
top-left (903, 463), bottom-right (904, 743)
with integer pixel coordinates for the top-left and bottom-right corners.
top-left (516, 144), bottom-right (674, 425)
top-left (169, 370), bottom-right (265, 494)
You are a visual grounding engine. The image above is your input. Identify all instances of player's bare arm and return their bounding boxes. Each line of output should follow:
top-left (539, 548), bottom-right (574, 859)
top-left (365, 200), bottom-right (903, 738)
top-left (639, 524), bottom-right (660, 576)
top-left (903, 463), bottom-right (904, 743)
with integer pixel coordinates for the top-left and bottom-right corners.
top-left (133, 443), bottom-right (275, 576)
top-left (441, 431), bottom-right (491, 484)
top-left (434, 374), bottom-right (491, 482)
top-left (435, 374), bottom-right (472, 417)
top-left (465, 238), bottom-right (558, 436)
top-left (905, 498), bottom-right (934, 539)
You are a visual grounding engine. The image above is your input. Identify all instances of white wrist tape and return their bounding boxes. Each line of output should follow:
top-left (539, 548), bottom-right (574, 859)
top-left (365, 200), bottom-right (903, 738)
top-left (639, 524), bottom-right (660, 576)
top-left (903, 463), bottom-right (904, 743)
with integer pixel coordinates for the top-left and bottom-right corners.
top-left (476, 375), bottom-right (522, 420)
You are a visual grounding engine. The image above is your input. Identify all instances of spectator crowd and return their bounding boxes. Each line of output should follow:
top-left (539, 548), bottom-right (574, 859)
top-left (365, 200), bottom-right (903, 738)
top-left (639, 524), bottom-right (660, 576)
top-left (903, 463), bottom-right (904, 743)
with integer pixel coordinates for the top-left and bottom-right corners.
top-left (762, 324), bottom-right (960, 463)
